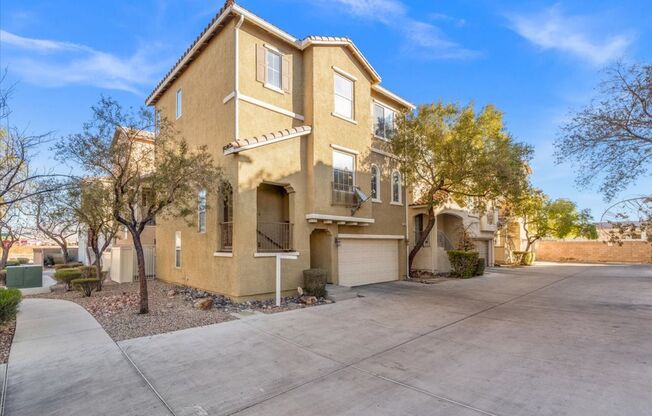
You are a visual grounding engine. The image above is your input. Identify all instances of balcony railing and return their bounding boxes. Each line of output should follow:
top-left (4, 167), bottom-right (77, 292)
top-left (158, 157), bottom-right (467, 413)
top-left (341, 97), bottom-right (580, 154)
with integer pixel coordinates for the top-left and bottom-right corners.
top-left (220, 222), bottom-right (233, 251)
top-left (332, 182), bottom-right (358, 207)
top-left (257, 222), bottom-right (293, 252)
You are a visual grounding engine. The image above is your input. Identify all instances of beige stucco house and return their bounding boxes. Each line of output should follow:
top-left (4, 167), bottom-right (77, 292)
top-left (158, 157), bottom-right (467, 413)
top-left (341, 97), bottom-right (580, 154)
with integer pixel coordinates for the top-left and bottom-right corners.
top-left (147, 1), bottom-right (416, 300)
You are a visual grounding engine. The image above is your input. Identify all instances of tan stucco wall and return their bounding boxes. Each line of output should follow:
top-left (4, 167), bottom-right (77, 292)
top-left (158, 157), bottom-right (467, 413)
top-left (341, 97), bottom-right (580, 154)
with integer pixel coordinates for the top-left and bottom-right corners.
top-left (152, 16), bottom-right (411, 299)
top-left (536, 240), bottom-right (652, 264)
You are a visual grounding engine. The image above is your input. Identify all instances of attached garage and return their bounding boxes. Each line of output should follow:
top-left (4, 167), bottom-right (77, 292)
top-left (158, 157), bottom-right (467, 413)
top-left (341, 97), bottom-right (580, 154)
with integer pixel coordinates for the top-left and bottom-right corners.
top-left (474, 239), bottom-right (490, 266)
top-left (337, 237), bottom-right (401, 287)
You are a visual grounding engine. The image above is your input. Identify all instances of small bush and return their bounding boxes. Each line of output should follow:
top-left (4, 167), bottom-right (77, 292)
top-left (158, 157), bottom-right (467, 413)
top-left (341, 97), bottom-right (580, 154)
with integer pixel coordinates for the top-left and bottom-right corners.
top-left (71, 278), bottom-right (99, 297)
top-left (44, 255), bottom-right (55, 267)
top-left (17, 258), bottom-right (30, 265)
top-left (53, 262), bottom-right (83, 270)
top-left (0, 288), bottom-right (22, 323)
top-left (4, 260), bottom-right (20, 267)
top-left (77, 266), bottom-right (98, 279)
top-left (447, 250), bottom-right (479, 278)
top-left (514, 251), bottom-right (535, 266)
top-left (475, 258), bottom-right (486, 276)
top-left (303, 269), bottom-right (327, 298)
top-left (54, 268), bottom-right (82, 291)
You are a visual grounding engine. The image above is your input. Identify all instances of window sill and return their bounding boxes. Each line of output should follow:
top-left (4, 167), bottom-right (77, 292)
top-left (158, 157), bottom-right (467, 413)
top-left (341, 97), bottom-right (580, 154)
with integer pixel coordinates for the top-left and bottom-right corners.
top-left (390, 201), bottom-right (403, 206)
top-left (331, 112), bottom-right (358, 125)
top-left (373, 135), bottom-right (391, 142)
top-left (263, 83), bottom-right (284, 94)
top-left (213, 251), bottom-right (233, 257)
top-left (372, 199), bottom-right (382, 203)
top-left (254, 252), bottom-right (300, 257)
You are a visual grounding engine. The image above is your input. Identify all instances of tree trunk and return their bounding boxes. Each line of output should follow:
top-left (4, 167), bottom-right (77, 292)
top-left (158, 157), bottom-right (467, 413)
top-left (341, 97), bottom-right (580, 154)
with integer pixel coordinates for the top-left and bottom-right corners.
top-left (92, 248), bottom-right (104, 291)
top-left (132, 234), bottom-right (148, 314)
top-left (0, 246), bottom-right (9, 271)
top-left (61, 243), bottom-right (71, 264)
top-left (408, 206), bottom-right (436, 276)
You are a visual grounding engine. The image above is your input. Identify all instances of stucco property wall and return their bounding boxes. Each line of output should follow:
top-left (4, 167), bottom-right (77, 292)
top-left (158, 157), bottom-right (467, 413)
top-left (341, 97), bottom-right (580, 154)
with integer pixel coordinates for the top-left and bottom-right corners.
top-left (536, 240), bottom-right (652, 264)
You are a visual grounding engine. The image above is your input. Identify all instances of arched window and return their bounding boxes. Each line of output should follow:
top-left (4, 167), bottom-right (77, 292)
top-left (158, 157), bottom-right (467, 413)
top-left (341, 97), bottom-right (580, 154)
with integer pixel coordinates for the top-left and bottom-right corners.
top-left (370, 164), bottom-right (380, 201)
top-left (391, 170), bottom-right (402, 204)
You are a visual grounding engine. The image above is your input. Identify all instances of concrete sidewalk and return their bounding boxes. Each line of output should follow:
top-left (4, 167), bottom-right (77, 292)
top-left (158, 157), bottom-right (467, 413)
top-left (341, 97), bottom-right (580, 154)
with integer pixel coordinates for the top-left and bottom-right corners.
top-left (4, 299), bottom-right (170, 416)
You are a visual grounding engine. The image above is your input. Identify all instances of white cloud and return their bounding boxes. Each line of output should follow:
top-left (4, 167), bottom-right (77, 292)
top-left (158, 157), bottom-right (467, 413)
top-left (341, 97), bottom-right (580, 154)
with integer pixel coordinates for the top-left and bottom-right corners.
top-left (325, 0), bottom-right (479, 59)
top-left (506, 5), bottom-right (632, 65)
top-left (0, 30), bottom-right (165, 94)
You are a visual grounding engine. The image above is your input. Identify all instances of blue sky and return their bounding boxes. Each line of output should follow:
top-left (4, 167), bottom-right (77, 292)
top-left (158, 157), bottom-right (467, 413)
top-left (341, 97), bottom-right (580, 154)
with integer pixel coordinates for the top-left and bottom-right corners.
top-left (1, 0), bottom-right (650, 218)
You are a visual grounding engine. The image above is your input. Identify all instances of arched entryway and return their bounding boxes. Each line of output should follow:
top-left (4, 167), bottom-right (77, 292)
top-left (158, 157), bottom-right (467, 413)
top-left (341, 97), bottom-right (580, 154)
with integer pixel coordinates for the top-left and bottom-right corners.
top-left (310, 229), bottom-right (333, 283)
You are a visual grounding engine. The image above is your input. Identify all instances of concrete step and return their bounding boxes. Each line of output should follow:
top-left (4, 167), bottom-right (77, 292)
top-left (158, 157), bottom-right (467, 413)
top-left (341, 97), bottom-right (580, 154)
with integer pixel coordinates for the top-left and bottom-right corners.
top-left (326, 284), bottom-right (359, 302)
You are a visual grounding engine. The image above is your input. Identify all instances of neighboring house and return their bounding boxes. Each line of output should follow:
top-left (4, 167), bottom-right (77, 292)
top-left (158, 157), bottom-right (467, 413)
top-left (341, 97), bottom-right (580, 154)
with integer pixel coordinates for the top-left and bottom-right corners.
top-left (411, 202), bottom-right (498, 273)
top-left (147, 0), bottom-right (415, 299)
top-left (494, 216), bottom-right (528, 265)
top-left (77, 128), bottom-right (157, 282)
top-left (594, 222), bottom-right (648, 242)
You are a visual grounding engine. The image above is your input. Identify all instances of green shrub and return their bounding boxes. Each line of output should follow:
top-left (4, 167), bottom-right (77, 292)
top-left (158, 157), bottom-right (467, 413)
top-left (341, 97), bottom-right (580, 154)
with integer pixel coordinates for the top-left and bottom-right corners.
top-left (77, 266), bottom-right (98, 279)
top-left (44, 255), bottom-right (55, 267)
top-left (303, 269), bottom-right (327, 298)
top-left (53, 262), bottom-right (83, 271)
top-left (474, 258), bottom-right (486, 276)
top-left (71, 278), bottom-right (99, 297)
top-left (16, 258), bottom-right (30, 265)
top-left (54, 268), bottom-right (82, 291)
top-left (514, 251), bottom-right (535, 266)
top-left (447, 250), bottom-right (479, 278)
top-left (4, 260), bottom-right (19, 267)
top-left (0, 288), bottom-right (22, 323)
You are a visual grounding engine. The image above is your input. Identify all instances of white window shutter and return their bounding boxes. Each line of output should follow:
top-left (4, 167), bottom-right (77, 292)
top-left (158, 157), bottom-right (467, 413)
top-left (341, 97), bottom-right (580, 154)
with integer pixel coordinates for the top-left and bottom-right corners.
top-left (282, 55), bottom-right (291, 93)
top-left (256, 44), bottom-right (266, 83)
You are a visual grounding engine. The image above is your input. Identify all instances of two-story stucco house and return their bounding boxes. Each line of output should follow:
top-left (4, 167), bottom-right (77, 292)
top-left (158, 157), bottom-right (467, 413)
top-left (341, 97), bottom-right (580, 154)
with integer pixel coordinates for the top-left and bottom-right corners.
top-left (146, 0), bottom-right (415, 300)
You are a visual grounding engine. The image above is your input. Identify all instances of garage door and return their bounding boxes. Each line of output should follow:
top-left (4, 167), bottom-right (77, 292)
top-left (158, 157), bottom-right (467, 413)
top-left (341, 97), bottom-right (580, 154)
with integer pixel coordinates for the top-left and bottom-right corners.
top-left (474, 240), bottom-right (489, 266)
top-left (338, 239), bottom-right (399, 287)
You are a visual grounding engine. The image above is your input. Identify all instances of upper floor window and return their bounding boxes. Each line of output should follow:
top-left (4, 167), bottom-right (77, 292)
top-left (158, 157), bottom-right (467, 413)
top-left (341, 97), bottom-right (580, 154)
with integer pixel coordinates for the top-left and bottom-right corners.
top-left (371, 164), bottom-right (380, 201)
top-left (391, 170), bottom-right (402, 204)
top-left (332, 150), bottom-right (356, 205)
top-left (373, 103), bottom-right (395, 139)
top-left (257, 44), bottom-right (290, 93)
top-left (266, 49), bottom-right (282, 89)
top-left (197, 190), bottom-right (207, 233)
top-left (175, 89), bottom-right (182, 119)
top-left (334, 72), bottom-right (354, 120)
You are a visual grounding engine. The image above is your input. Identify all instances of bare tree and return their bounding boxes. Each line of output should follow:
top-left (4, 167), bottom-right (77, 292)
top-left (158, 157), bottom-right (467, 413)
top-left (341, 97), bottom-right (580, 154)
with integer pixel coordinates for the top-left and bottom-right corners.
top-left (32, 189), bottom-right (78, 263)
top-left (556, 62), bottom-right (651, 200)
top-left (56, 97), bottom-right (223, 313)
top-left (0, 206), bottom-right (27, 270)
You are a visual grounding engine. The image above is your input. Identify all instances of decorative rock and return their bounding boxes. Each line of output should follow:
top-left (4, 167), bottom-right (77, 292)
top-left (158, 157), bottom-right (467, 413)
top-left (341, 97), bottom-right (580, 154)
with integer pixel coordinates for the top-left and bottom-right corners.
top-left (300, 295), bottom-right (318, 305)
top-left (167, 289), bottom-right (176, 298)
top-left (194, 298), bottom-right (214, 310)
top-left (166, 303), bottom-right (174, 308)
top-left (297, 286), bottom-right (304, 296)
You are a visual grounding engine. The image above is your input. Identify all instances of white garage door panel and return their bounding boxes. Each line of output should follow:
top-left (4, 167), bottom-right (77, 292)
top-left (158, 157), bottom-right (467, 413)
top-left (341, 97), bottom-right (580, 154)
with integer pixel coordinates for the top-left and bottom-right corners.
top-left (338, 239), bottom-right (399, 287)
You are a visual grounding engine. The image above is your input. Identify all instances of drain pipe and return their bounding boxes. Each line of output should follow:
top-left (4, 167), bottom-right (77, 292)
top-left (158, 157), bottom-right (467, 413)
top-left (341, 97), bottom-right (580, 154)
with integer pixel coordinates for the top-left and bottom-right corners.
top-left (234, 14), bottom-right (244, 140)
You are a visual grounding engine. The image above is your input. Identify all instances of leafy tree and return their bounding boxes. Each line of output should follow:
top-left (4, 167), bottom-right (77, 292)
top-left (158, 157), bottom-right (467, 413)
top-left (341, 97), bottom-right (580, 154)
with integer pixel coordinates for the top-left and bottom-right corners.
top-left (513, 189), bottom-right (597, 253)
top-left (55, 97), bottom-right (223, 314)
top-left (390, 102), bottom-right (532, 274)
top-left (67, 178), bottom-right (120, 290)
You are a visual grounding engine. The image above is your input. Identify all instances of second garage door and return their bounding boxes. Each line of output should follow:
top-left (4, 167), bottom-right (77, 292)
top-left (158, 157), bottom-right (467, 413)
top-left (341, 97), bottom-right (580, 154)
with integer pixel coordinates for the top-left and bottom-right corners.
top-left (338, 239), bottom-right (399, 287)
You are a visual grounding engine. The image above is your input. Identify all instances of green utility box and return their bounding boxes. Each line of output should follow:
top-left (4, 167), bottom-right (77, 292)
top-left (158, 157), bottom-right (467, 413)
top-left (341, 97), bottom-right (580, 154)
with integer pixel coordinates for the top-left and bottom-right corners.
top-left (6, 265), bottom-right (43, 289)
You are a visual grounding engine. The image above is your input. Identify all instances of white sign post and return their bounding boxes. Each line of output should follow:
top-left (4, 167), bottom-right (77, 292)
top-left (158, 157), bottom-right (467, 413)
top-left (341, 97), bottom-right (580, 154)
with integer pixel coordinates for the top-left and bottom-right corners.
top-left (275, 253), bottom-right (298, 306)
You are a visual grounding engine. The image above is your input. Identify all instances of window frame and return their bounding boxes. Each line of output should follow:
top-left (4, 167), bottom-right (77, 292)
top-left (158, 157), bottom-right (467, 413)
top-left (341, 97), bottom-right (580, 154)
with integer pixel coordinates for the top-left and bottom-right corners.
top-left (370, 164), bottom-right (381, 202)
top-left (197, 190), bottom-right (207, 233)
top-left (373, 102), bottom-right (396, 140)
top-left (333, 72), bottom-right (355, 121)
top-left (265, 48), bottom-right (283, 90)
top-left (175, 89), bottom-right (182, 119)
top-left (174, 231), bottom-right (181, 268)
top-left (391, 170), bottom-right (402, 205)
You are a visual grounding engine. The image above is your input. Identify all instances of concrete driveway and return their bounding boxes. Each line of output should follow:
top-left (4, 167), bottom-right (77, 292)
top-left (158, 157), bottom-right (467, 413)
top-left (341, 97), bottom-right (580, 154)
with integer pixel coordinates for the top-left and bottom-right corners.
top-left (7, 263), bottom-right (652, 415)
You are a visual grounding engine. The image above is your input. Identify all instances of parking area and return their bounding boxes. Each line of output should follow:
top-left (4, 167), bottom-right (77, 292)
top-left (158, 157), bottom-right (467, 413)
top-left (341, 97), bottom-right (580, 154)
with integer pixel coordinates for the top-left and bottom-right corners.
top-left (7, 263), bottom-right (652, 415)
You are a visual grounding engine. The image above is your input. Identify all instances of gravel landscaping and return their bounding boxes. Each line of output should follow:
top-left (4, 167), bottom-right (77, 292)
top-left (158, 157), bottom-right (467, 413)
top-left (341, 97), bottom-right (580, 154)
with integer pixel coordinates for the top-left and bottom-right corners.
top-left (0, 319), bottom-right (16, 364)
top-left (27, 279), bottom-right (328, 341)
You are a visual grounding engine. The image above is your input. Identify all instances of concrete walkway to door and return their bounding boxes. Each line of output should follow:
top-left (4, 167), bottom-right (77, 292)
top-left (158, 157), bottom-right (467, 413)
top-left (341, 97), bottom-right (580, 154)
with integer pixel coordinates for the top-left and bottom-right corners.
top-left (3, 299), bottom-right (171, 416)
